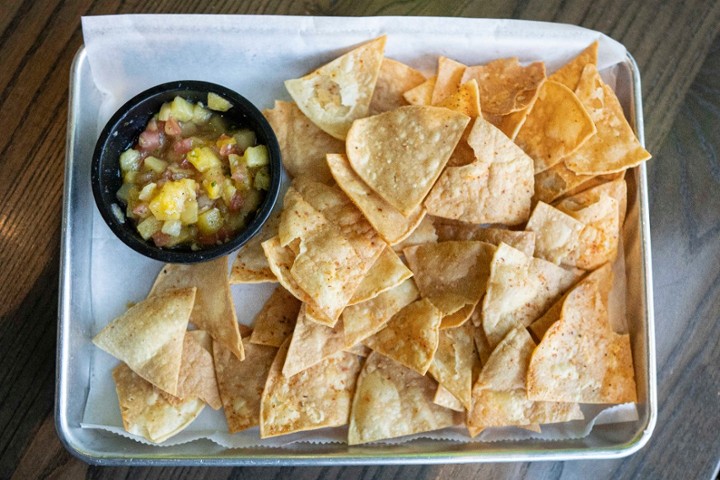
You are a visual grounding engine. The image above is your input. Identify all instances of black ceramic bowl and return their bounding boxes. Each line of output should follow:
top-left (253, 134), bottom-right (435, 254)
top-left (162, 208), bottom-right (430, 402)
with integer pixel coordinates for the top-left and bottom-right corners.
top-left (92, 81), bottom-right (282, 263)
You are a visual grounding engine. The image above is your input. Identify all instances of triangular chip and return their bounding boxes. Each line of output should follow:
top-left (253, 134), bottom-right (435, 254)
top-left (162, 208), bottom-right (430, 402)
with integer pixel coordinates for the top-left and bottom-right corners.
top-left (482, 242), bottom-right (581, 347)
top-left (437, 79), bottom-right (481, 116)
top-left (403, 241), bottom-right (495, 328)
top-left (533, 161), bottom-right (611, 204)
top-left (282, 304), bottom-right (346, 377)
top-left (230, 210), bottom-right (280, 284)
top-left (112, 363), bottom-right (204, 443)
top-left (263, 101), bottom-right (345, 183)
top-left (370, 58), bottom-right (426, 114)
top-left (346, 105), bottom-right (470, 215)
top-left (527, 267), bottom-right (637, 404)
top-left (472, 321), bottom-right (493, 365)
top-left (364, 298), bottom-right (442, 375)
top-left (461, 58), bottom-right (546, 115)
top-left (433, 385), bottom-right (465, 412)
top-left (342, 278), bottom-right (419, 348)
top-left (391, 216), bottom-right (438, 253)
top-left (427, 321), bottom-right (478, 410)
top-left (432, 219), bottom-right (535, 257)
top-left (260, 339), bottom-right (361, 438)
top-left (164, 331), bottom-right (221, 410)
top-left (431, 56), bottom-right (467, 105)
top-left (555, 177), bottom-right (627, 227)
top-left (548, 41), bottom-right (598, 91)
top-left (327, 153), bottom-right (426, 245)
top-left (349, 246), bottom-right (413, 305)
top-left (249, 286), bottom-right (302, 348)
top-left (150, 257), bottom-right (244, 360)
top-left (515, 80), bottom-right (596, 174)
top-left (403, 76), bottom-right (436, 106)
top-left (93, 287), bottom-right (196, 395)
top-left (285, 36), bottom-right (386, 140)
top-left (348, 352), bottom-right (457, 445)
top-left (563, 64), bottom-right (651, 175)
top-left (424, 117), bottom-right (534, 225)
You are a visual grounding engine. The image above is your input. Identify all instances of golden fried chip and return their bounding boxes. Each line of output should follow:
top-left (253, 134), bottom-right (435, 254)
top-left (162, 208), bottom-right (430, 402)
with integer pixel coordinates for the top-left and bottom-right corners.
top-left (527, 266), bottom-right (637, 404)
top-left (403, 76), bottom-right (436, 106)
top-left (428, 322), bottom-right (478, 410)
top-left (548, 41), bottom-right (598, 91)
top-left (150, 257), bottom-right (244, 360)
top-left (515, 80), bottom-right (596, 174)
top-left (404, 241), bottom-right (495, 328)
top-left (432, 219), bottom-right (535, 257)
top-left (431, 56), bottom-right (467, 105)
top-left (346, 105), bottom-right (470, 215)
top-left (260, 340), bottom-right (361, 438)
top-left (285, 36), bottom-right (386, 140)
top-left (165, 331), bottom-right (221, 410)
top-left (349, 247), bottom-right (413, 305)
top-left (533, 161), bottom-right (623, 204)
top-left (213, 338), bottom-right (277, 433)
top-left (555, 177), bottom-right (627, 227)
top-left (250, 286), bottom-right (302, 348)
top-left (364, 298), bottom-right (442, 375)
top-left (283, 304), bottom-right (346, 377)
top-left (433, 385), bottom-right (465, 412)
top-left (472, 321), bottom-right (493, 365)
top-left (93, 287), bottom-right (196, 395)
top-left (461, 58), bottom-right (545, 115)
top-left (348, 352), bottom-right (457, 445)
top-left (327, 153), bottom-right (426, 245)
top-left (482, 243), bottom-right (581, 347)
top-left (112, 363), bottom-right (204, 443)
top-left (563, 65), bottom-right (651, 175)
top-left (392, 216), bottom-right (438, 253)
top-left (342, 278), bottom-right (419, 348)
top-left (230, 210), bottom-right (280, 284)
top-left (263, 101), bottom-right (345, 183)
top-left (437, 79), bottom-right (481, 117)
top-left (424, 117), bottom-right (534, 225)
top-left (370, 58), bottom-right (426, 114)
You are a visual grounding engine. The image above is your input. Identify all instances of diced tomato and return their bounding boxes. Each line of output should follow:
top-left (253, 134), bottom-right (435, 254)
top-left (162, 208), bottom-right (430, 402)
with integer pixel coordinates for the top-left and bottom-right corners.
top-left (229, 192), bottom-right (245, 211)
top-left (165, 117), bottom-right (182, 136)
top-left (152, 231), bottom-right (172, 247)
top-left (173, 137), bottom-right (194, 155)
top-left (132, 203), bottom-right (149, 217)
top-left (138, 129), bottom-right (164, 151)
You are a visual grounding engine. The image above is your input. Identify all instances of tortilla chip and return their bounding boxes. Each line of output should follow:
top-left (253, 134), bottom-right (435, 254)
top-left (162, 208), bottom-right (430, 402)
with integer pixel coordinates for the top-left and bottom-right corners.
top-left (563, 65), bottom-right (651, 175)
top-left (346, 105), bottom-right (470, 215)
top-left (213, 338), bottom-right (277, 433)
top-left (344, 343), bottom-right (372, 357)
top-left (263, 101), bottom-right (344, 183)
top-left (534, 161), bottom-right (604, 204)
top-left (164, 331), bottom-right (221, 410)
top-left (150, 257), bottom-right (244, 360)
top-left (392, 216), bottom-right (438, 253)
top-left (432, 220), bottom-right (535, 257)
top-left (433, 385), bottom-right (465, 412)
top-left (461, 58), bottom-right (545, 115)
top-left (364, 298), bottom-right (442, 375)
top-left (349, 247), bottom-right (413, 305)
top-left (527, 268), bottom-right (637, 404)
top-left (112, 363), bottom-right (204, 443)
top-left (548, 41), bottom-right (598, 91)
top-left (432, 56), bottom-right (467, 105)
top-left (370, 58), bottom-right (426, 114)
top-left (403, 76), bottom-right (436, 106)
top-left (342, 278), bottom-right (419, 348)
top-left (495, 89), bottom-right (540, 141)
top-left (348, 352), bottom-right (457, 444)
top-left (437, 79), bottom-right (481, 117)
top-left (403, 241), bottom-right (495, 328)
top-left (327, 153), bottom-right (426, 245)
top-left (482, 242), bottom-right (581, 347)
top-left (284, 36), bottom-right (386, 140)
top-left (250, 286), bottom-right (301, 348)
top-left (230, 210), bottom-right (280, 284)
top-left (555, 177), bottom-right (627, 227)
top-left (93, 287), bottom-right (196, 395)
top-left (472, 321), bottom-right (493, 365)
top-left (283, 304), bottom-right (346, 377)
top-left (260, 339), bottom-right (361, 438)
top-left (427, 322), bottom-right (478, 410)
top-left (424, 117), bottom-right (534, 225)
top-left (515, 80), bottom-right (596, 174)
top-left (526, 197), bottom-right (619, 270)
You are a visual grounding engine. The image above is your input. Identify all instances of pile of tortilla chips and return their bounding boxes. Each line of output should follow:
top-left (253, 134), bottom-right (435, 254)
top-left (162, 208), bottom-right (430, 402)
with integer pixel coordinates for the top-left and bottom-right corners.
top-left (94, 36), bottom-right (647, 445)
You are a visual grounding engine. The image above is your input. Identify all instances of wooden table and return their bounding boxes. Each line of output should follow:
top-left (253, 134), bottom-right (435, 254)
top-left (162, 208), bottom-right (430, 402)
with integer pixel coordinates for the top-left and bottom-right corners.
top-left (1, 1), bottom-right (719, 479)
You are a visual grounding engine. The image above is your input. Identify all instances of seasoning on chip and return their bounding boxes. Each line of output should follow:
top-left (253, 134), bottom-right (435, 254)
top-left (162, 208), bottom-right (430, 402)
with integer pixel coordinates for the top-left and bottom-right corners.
top-left (164, 330), bottom-right (221, 410)
top-left (284, 36), bottom-right (386, 140)
top-left (403, 76), bottom-right (436, 106)
top-left (428, 321), bottom-right (479, 410)
top-left (349, 246), bottom-right (413, 305)
top-left (249, 286), bottom-right (302, 348)
top-left (93, 287), bottom-right (196, 395)
top-left (433, 385), bottom-right (465, 412)
top-left (391, 216), bottom-right (438, 253)
top-left (431, 56), bottom-right (467, 105)
top-left (150, 257), bottom-right (244, 360)
top-left (370, 58), bottom-right (427, 114)
top-left (555, 177), bottom-right (627, 227)
top-left (432, 219), bottom-right (536, 257)
top-left (548, 41), bottom-right (598, 91)
top-left (230, 210), bottom-right (280, 284)
top-left (533, 161), bottom-right (611, 204)
top-left (346, 105), bottom-right (470, 215)
top-left (348, 352), bottom-right (458, 445)
top-left (282, 304), bottom-right (346, 377)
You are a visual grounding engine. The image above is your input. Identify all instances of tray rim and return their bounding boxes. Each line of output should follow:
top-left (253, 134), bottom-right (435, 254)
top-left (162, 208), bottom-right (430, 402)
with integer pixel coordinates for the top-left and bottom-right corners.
top-left (56, 34), bottom-right (656, 466)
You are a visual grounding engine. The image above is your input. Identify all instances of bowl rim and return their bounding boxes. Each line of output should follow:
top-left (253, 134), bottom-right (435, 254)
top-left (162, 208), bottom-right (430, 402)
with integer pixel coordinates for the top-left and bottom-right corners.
top-left (91, 80), bottom-right (282, 264)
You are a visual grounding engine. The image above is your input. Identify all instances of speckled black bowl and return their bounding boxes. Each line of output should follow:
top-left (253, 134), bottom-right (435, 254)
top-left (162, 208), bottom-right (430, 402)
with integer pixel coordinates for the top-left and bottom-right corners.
top-left (91, 81), bottom-right (281, 264)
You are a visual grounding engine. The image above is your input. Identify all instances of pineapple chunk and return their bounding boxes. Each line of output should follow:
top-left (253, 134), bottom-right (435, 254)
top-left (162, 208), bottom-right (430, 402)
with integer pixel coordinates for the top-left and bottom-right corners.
top-left (180, 198), bottom-right (198, 224)
top-left (187, 147), bottom-right (222, 172)
top-left (202, 168), bottom-right (225, 200)
top-left (170, 96), bottom-right (194, 122)
top-left (192, 103), bottom-right (212, 124)
top-left (221, 178), bottom-right (237, 206)
top-left (143, 156), bottom-right (168, 173)
top-left (244, 145), bottom-right (269, 167)
top-left (208, 92), bottom-right (232, 112)
top-left (137, 216), bottom-right (162, 240)
top-left (119, 148), bottom-right (142, 172)
top-left (158, 102), bottom-right (172, 121)
top-left (216, 135), bottom-right (237, 151)
top-left (228, 153), bottom-right (251, 189)
top-left (254, 167), bottom-right (270, 190)
top-left (138, 182), bottom-right (157, 201)
top-left (148, 178), bottom-right (197, 221)
top-left (234, 129), bottom-right (256, 151)
top-left (162, 220), bottom-right (182, 237)
top-left (197, 208), bottom-right (224, 235)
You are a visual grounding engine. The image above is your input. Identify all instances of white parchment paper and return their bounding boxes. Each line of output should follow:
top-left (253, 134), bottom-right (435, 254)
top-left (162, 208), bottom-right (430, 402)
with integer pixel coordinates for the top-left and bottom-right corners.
top-left (80, 14), bottom-right (637, 448)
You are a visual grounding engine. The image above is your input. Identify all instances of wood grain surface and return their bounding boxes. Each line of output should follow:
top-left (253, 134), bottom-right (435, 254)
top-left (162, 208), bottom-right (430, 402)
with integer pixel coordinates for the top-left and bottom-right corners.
top-left (1, 1), bottom-right (719, 479)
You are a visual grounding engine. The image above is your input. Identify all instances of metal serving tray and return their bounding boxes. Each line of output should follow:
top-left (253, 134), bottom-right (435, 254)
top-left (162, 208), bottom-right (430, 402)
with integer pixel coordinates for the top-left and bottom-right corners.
top-left (57, 26), bottom-right (656, 465)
